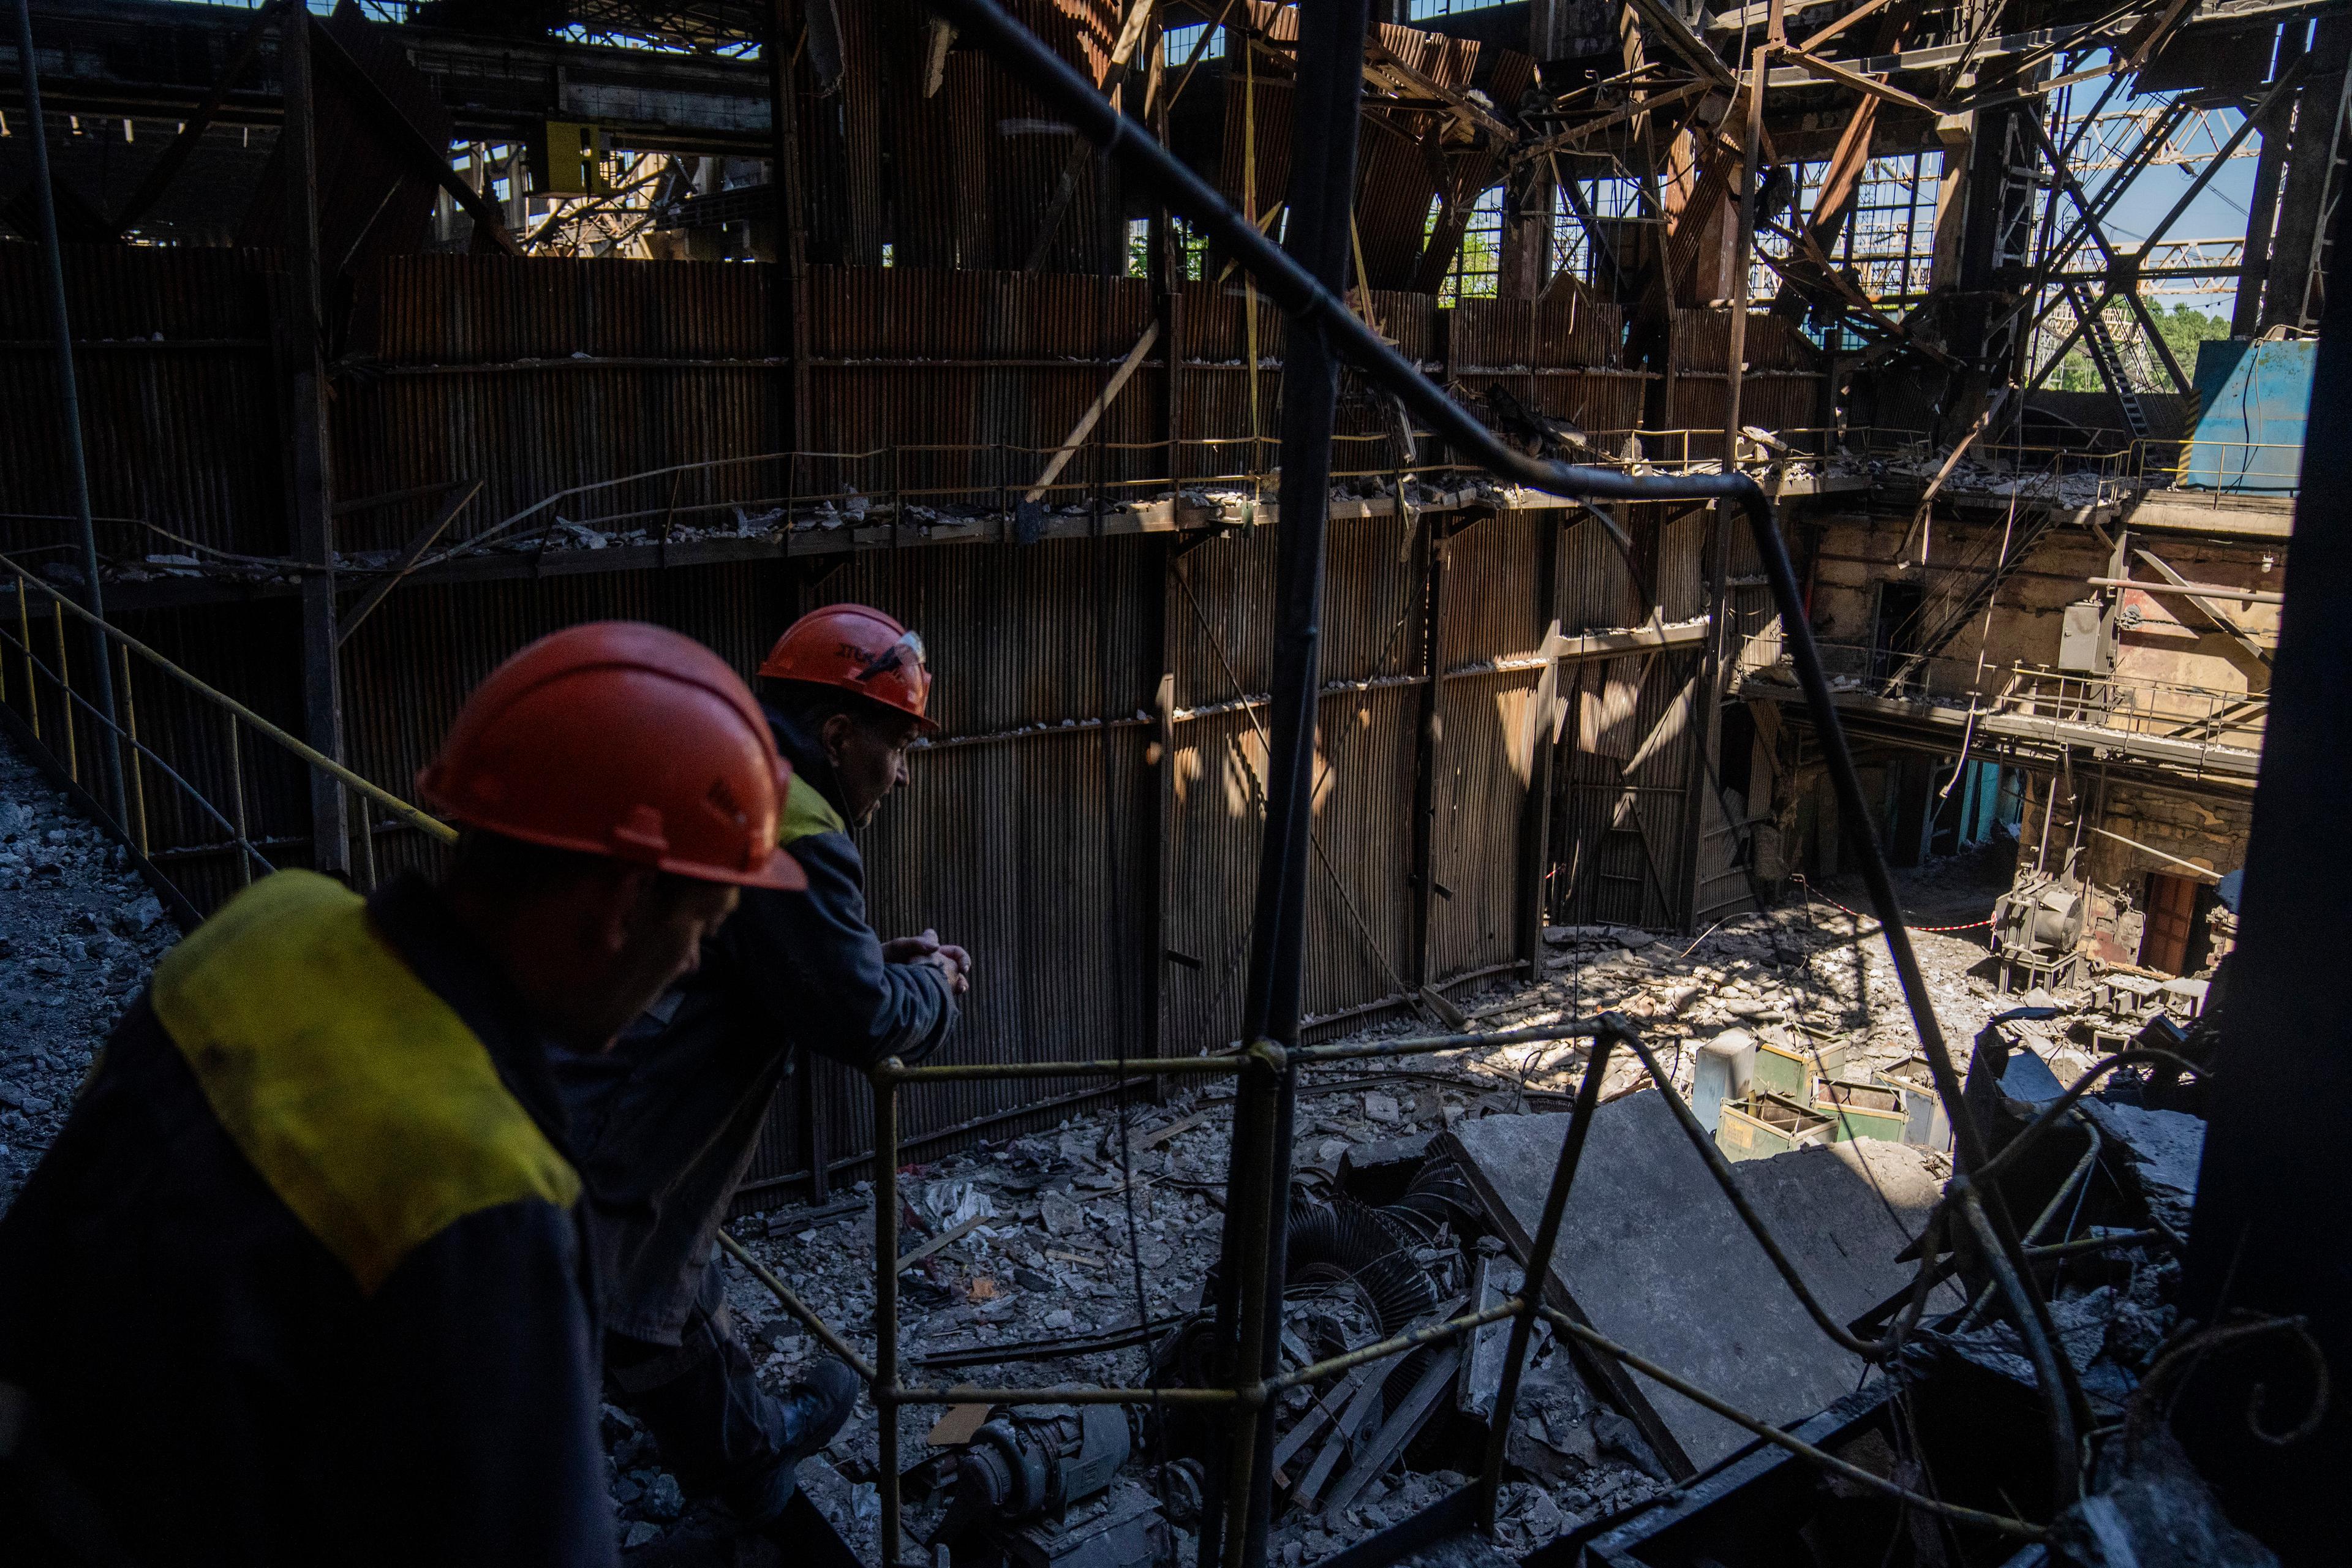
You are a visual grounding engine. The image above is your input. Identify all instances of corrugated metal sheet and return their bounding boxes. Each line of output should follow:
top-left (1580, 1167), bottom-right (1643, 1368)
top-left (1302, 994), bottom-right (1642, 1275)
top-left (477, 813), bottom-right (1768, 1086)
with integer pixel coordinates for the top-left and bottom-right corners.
top-left (1667, 309), bottom-right (1829, 462)
top-left (1448, 296), bottom-right (1645, 436)
top-left (0, 247), bottom-right (1747, 1202)
top-left (0, 246), bottom-right (284, 562)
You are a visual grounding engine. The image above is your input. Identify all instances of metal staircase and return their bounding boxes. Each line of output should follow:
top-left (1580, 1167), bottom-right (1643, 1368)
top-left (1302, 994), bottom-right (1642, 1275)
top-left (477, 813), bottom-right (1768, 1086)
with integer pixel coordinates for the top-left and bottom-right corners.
top-left (2070, 285), bottom-right (2154, 440)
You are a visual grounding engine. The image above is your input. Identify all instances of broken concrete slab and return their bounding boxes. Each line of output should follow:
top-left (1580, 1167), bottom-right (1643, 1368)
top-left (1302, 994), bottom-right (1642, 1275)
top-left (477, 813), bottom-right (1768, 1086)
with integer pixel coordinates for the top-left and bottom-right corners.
top-left (1446, 1094), bottom-right (1958, 1472)
top-left (2079, 1099), bottom-right (2202, 1242)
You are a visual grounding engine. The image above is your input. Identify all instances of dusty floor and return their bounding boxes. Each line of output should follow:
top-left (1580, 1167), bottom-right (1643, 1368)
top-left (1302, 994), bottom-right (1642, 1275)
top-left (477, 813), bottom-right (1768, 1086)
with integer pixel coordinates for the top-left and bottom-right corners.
top-left (0, 728), bottom-right (2046, 1562)
top-left (693, 840), bottom-right (2034, 1562)
top-left (0, 743), bottom-right (175, 1209)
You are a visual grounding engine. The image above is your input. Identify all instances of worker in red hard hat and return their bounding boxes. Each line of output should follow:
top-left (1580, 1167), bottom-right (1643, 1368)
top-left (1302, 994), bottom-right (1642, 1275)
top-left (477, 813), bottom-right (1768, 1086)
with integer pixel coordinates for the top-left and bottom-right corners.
top-left (0, 622), bottom-right (797, 1568)
top-left (556, 602), bottom-right (969, 1546)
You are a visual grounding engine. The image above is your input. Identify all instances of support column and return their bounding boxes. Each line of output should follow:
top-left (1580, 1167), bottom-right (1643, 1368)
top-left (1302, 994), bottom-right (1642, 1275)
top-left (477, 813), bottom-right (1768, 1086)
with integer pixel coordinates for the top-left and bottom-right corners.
top-left (1409, 517), bottom-right (1449, 990)
top-left (2233, 62), bottom-right (2296, 337)
top-left (1679, 12), bottom-right (1773, 930)
top-left (13, 0), bottom-right (124, 831)
top-left (1208, 7), bottom-right (1370, 1568)
top-left (1516, 518), bottom-right (1564, 969)
top-left (2179, 206), bottom-right (2351, 1567)
top-left (769, 0), bottom-right (812, 452)
top-left (282, 7), bottom-right (349, 875)
top-left (2263, 18), bottom-right (2352, 333)
top-left (1499, 159), bottom-right (1555, 300)
top-left (1928, 115), bottom-right (1973, 291)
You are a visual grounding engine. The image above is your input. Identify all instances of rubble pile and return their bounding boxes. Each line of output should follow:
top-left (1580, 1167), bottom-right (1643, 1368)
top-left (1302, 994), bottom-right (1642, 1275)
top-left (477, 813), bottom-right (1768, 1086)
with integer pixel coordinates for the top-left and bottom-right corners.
top-left (670, 854), bottom-right (2039, 1563)
top-left (1817, 447), bottom-right (2120, 510)
top-left (0, 742), bottom-right (175, 1211)
top-left (0, 733), bottom-right (2236, 1564)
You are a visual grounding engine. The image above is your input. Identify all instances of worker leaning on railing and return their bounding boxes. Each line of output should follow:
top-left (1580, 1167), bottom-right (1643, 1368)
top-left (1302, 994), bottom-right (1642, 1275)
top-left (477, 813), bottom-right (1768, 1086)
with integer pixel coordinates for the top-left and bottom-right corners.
top-left (554, 601), bottom-right (970, 1548)
top-left (0, 622), bottom-right (805, 1568)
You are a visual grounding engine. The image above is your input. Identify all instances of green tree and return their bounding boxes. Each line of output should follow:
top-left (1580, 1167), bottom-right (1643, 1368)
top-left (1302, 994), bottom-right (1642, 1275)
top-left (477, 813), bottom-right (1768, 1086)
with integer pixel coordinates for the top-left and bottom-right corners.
top-left (2052, 298), bottom-right (2228, 392)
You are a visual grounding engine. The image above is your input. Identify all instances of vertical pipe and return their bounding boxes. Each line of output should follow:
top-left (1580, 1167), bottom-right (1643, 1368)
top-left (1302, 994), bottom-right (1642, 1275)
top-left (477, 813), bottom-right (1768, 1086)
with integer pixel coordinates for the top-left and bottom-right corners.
top-left (16, 579), bottom-right (39, 743)
top-left (875, 1074), bottom-right (903, 1567)
top-left (51, 604), bottom-right (78, 786)
top-left (13, 0), bottom-right (125, 829)
top-left (1409, 518), bottom-right (1447, 988)
top-left (771, 3), bottom-right (818, 453)
top-left (1242, 37), bottom-right (1264, 500)
top-left (119, 641), bottom-right (148, 856)
top-left (1211, 7), bottom-right (1369, 1567)
top-left (280, 5), bottom-right (350, 876)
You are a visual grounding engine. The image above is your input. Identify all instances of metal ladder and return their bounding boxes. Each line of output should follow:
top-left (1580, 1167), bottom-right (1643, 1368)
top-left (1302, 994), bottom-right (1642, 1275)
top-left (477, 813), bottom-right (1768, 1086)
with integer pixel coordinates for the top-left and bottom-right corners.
top-left (2070, 285), bottom-right (2153, 440)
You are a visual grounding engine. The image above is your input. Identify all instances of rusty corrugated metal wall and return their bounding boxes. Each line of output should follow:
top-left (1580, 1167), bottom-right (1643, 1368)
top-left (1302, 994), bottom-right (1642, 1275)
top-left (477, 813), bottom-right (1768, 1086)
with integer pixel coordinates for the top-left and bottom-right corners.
top-left (0, 246), bottom-right (1789, 1199)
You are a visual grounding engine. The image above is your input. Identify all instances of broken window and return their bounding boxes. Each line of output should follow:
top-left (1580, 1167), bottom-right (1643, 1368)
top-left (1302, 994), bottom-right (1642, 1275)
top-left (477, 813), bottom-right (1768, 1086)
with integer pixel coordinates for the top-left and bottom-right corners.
top-left (1430, 185), bottom-right (1506, 305)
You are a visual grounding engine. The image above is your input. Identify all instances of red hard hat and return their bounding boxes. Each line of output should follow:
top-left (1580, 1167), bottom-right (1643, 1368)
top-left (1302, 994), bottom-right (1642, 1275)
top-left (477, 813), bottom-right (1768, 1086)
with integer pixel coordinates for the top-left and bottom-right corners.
top-left (757, 603), bottom-right (936, 731)
top-left (419, 622), bottom-right (806, 891)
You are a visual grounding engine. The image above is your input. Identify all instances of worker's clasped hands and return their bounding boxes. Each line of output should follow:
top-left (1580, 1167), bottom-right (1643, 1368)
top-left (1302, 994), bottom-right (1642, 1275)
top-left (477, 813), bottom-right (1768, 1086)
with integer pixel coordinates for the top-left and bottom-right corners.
top-left (883, 927), bottom-right (973, 995)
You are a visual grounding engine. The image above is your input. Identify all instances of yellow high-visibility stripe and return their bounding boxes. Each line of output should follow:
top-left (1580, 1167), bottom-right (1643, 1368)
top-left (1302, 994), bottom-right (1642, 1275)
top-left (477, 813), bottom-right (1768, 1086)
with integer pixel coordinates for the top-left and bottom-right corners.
top-left (152, 870), bottom-right (579, 1294)
top-left (779, 770), bottom-right (846, 846)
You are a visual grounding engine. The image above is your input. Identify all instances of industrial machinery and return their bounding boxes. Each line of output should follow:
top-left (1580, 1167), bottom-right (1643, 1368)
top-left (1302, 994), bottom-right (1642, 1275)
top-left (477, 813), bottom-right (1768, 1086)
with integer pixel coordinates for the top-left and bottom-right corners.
top-left (1989, 853), bottom-right (2089, 993)
top-left (933, 1405), bottom-right (1179, 1568)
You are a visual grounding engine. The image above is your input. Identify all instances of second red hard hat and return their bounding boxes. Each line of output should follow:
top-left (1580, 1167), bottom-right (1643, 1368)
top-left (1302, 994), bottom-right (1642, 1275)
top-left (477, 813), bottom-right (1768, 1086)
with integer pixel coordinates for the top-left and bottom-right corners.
top-left (757, 603), bottom-right (937, 731)
top-left (419, 621), bottom-right (807, 891)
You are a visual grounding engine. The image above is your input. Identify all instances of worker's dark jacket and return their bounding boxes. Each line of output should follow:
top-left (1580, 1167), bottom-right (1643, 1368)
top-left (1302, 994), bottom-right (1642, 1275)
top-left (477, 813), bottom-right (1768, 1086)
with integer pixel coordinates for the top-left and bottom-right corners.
top-left (0, 870), bottom-right (614, 1568)
top-left (559, 706), bottom-right (959, 1343)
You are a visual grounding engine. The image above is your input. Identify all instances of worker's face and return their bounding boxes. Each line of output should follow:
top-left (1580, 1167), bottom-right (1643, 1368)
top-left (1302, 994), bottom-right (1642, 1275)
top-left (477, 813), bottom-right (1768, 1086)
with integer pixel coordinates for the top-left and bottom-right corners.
top-left (823, 709), bottom-right (920, 827)
top-left (559, 873), bottom-right (741, 1052)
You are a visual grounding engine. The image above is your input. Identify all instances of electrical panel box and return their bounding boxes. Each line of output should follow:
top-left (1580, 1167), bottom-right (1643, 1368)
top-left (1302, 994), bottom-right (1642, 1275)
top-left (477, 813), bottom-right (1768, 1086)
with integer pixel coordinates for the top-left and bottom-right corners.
top-left (2058, 598), bottom-right (2112, 675)
top-left (532, 121), bottom-right (609, 197)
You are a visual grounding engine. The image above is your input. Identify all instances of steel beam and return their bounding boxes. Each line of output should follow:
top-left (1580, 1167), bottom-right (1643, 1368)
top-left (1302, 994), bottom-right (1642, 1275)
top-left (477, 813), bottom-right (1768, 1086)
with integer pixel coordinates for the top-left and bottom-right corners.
top-left (2180, 211), bottom-right (2351, 1568)
top-left (13, 0), bottom-right (125, 833)
top-left (1212, 6), bottom-right (1371, 1565)
top-left (279, 10), bottom-right (348, 877)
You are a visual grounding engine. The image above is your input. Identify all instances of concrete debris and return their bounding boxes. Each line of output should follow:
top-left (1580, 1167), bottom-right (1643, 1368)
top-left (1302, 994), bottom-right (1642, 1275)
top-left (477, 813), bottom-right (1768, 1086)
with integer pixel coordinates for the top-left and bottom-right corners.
top-left (2078, 1099), bottom-right (2203, 1242)
top-left (2051, 1430), bottom-right (2280, 1568)
top-left (1450, 1096), bottom-right (1961, 1471)
top-left (2, 741), bottom-right (2226, 1561)
top-left (0, 744), bottom-right (179, 1212)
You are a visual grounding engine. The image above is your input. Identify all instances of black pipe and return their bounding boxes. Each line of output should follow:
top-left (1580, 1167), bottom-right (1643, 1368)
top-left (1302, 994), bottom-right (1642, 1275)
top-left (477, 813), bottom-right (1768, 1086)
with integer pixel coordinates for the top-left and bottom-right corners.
top-left (1213, 6), bottom-right (1371, 1565)
top-left (12, 0), bottom-right (126, 831)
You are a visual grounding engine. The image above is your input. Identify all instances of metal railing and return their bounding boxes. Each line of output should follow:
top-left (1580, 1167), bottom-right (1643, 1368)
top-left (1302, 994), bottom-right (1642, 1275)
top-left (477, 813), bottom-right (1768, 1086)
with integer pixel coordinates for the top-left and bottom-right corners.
top-left (705, 1003), bottom-right (2113, 1557)
top-left (1794, 639), bottom-right (2267, 747)
top-left (702, 1008), bottom-right (2072, 1564)
top-left (0, 551), bottom-right (455, 916)
top-left (27, 422), bottom-right (2288, 608)
top-left (2160, 436), bottom-right (2304, 496)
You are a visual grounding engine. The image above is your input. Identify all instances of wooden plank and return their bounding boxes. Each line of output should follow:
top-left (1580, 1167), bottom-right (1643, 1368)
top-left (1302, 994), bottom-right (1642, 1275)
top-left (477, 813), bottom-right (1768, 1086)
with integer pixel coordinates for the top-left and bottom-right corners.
top-left (1024, 321), bottom-right (1164, 502)
top-left (1321, 1345), bottom-right (1464, 1514)
top-left (895, 1212), bottom-right (987, 1273)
